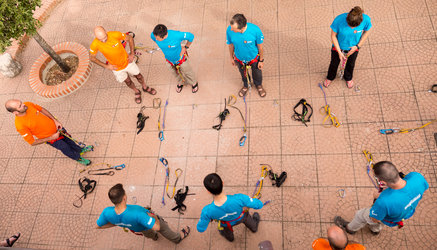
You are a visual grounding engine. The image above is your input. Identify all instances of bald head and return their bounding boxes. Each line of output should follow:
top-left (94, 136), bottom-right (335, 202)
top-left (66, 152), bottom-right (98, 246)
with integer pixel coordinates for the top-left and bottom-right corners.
top-left (94, 26), bottom-right (108, 42)
top-left (327, 226), bottom-right (348, 250)
top-left (5, 99), bottom-right (27, 115)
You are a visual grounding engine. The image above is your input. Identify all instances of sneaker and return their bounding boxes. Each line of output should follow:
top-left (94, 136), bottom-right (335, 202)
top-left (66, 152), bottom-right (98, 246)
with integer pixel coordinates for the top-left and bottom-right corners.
top-left (370, 230), bottom-right (380, 236)
top-left (77, 157), bottom-right (91, 166)
top-left (334, 216), bottom-right (356, 234)
top-left (80, 145), bottom-right (94, 155)
top-left (252, 212), bottom-right (261, 233)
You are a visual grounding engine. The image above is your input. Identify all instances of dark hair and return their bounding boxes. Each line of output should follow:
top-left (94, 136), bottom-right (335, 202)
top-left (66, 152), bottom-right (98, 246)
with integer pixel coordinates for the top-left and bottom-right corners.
top-left (203, 173), bottom-right (223, 195)
top-left (373, 161), bottom-right (400, 184)
top-left (153, 24), bottom-right (168, 38)
top-left (108, 183), bottom-right (126, 205)
top-left (346, 6), bottom-right (363, 27)
top-left (5, 106), bottom-right (15, 113)
top-left (230, 14), bottom-right (247, 29)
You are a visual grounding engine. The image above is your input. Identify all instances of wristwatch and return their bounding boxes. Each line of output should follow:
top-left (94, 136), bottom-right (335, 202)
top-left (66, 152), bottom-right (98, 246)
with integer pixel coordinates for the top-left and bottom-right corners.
top-left (184, 45), bottom-right (190, 49)
top-left (356, 45), bottom-right (360, 50)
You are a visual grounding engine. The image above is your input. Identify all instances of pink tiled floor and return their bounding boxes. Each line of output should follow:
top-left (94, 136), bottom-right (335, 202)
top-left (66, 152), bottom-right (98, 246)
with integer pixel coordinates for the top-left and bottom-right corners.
top-left (1, 0), bottom-right (436, 249)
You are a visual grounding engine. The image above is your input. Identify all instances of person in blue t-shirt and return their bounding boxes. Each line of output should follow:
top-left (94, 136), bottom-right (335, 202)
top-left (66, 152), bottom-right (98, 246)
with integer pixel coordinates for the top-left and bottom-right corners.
top-left (324, 6), bottom-right (372, 89)
top-left (197, 173), bottom-right (264, 242)
top-left (226, 14), bottom-right (266, 98)
top-left (96, 184), bottom-right (190, 243)
top-left (334, 161), bottom-right (429, 235)
top-left (151, 24), bottom-right (199, 94)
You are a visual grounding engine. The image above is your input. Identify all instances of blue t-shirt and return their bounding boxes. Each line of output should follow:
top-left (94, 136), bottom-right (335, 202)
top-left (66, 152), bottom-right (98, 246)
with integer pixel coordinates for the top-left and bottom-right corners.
top-left (370, 172), bottom-right (429, 227)
top-left (150, 30), bottom-right (194, 64)
top-left (196, 193), bottom-right (263, 232)
top-left (96, 205), bottom-right (156, 232)
top-left (226, 23), bottom-right (264, 62)
top-left (330, 13), bottom-right (372, 51)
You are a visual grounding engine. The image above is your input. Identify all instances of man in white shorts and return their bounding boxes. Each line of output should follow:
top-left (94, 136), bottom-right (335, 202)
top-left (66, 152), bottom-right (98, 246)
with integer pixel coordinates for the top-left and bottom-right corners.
top-left (90, 26), bottom-right (156, 104)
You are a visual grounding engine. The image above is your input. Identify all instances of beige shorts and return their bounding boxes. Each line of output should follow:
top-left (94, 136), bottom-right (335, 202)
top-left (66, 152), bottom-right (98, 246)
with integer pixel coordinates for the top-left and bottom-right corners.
top-left (112, 62), bottom-right (141, 83)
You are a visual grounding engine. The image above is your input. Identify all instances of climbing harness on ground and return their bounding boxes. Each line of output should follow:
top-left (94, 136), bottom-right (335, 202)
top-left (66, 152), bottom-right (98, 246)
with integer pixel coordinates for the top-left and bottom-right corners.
top-left (226, 95), bottom-right (248, 146)
top-left (429, 84), bottom-right (437, 93)
top-left (167, 52), bottom-right (188, 83)
top-left (379, 119), bottom-right (437, 135)
top-left (338, 50), bottom-right (348, 80)
top-left (318, 83), bottom-right (341, 128)
top-left (292, 99), bottom-right (313, 127)
top-left (136, 106), bottom-right (149, 135)
top-left (212, 98), bottom-right (230, 130)
top-left (58, 128), bottom-right (87, 148)
top-left (73, 177), bottom-right (97, 208)
top-left (158, 99), bottom-right (168, 141)
top-left (172, 186), bottom-right (195, 215)
top-left (266, 165), bottom-right (287, 188)
top-left (159, 157), bottom-right (182, 205)
top-left (87, 163), bottom-right (126, 176)
top-left (235, 54), bottom-right (259, 87)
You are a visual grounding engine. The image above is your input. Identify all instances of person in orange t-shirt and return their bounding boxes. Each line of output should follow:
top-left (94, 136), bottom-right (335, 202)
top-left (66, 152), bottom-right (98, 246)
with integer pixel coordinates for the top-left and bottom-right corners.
top-left (312, 226), bottom-right (365, 250)
top-left (90, 26), bottom-right (156, 104)
top-left (5, 99), bottom-right (92, 166)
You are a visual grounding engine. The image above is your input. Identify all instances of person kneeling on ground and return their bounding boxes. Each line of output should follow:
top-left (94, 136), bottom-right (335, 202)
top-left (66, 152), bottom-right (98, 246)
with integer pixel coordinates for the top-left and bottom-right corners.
top-left (197, 173), bottom-right (263, 242)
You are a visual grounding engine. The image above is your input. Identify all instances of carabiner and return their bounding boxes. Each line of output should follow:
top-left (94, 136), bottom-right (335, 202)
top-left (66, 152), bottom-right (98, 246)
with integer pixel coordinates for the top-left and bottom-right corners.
top-left (379, 128), bottom-right (400, 134)
top-left (153, 98), bottom-right (162, 109)
top-left (159, 157), bottom-right (168, 166)
top-left (159, 131), bottom-right (164, 141)
top-left (239, 134), bottom-right (247, 146)
top-left (113, 164), bottom-right (126, 170)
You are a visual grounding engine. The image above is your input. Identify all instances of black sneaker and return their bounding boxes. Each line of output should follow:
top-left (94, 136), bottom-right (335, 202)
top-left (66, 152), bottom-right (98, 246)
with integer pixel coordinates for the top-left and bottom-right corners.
top-left (334, 216), bottom-right (356, 235)
top-left (252, 212), bottom-right (261, 232)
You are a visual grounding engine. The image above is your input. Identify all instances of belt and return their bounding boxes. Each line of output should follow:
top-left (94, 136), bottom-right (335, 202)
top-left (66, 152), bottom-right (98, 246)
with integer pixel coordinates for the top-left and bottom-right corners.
top-left (47, 135), bottom-right (65, 144)
top-left (383, 219), bottom-right (404, 229)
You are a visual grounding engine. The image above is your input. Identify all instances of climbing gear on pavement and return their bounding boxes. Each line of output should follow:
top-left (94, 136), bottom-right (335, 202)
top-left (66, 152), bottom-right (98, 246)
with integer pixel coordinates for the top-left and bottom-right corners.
top-left (379, 119), bottom-right (436, 135)
top-left (159, 157), bottom-right (181, 205)
top-left (429, 84), bottom-right (437, 93)
top-left (172, 186), bottom-right (195, 214)
top-left (212, 98), bottom-right (230, 130)
top-left (318, 83), bottom-right (341, 128)
top-left (167, 168), bottom-right (183, 199)
top-left (252, 164), bottom-right (269, 199)
top-left (226, 95), bottom-right (248, 146)
top-left (73, 177), bottom-right (97, 208)
top-left (135, 43), bottom-right (161, 54)
top-left (292, 99), bottom-right (313, 127)
top-left (158, 99), bottom-right (168, 141)
top-left (337, 189), bottom-right (346, 198)
top-left (87, 164), bottom-right (126, 176)
top-left (363, 150), bottom-right (382, 192)
top-left (136, 106), bottom-right (149, 135)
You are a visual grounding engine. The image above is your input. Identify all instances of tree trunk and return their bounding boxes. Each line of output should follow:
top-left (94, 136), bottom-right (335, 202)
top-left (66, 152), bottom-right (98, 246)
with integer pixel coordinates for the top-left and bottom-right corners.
top-left (33, 31), bottom-right (70, 73)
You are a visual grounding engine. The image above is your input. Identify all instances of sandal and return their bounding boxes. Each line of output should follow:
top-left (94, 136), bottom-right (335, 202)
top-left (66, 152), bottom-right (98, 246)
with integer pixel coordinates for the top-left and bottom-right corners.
top-left (176, 84), bottom-right (184, 93)
top-left (239, 86), bottom-right (249, 97)
top-left (256, 85), bottom-right (266, 97)
top-left (323, 79), bottom-right (332, 88)
top-left (346, 80), bottom-right (354, 89)
top-left (180, 226), bottom-right (190, 240)
top-left (134, 91), bottom-right (142, 104)
top-left (142, 86), bottom-right (157, 95)
top-left (6, 232), bottom-right (20, 247)
top-left (192, 82), bottom-right (199, 93)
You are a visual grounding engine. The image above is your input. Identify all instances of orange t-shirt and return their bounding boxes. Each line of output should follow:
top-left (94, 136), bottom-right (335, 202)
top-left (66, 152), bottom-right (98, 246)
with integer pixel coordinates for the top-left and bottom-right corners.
top-left (312, 238), bottom-right (366, 250)
top-left (15, 102), bottom-right (57, 145)
top-left (90, 31), bottom-right (129, 71)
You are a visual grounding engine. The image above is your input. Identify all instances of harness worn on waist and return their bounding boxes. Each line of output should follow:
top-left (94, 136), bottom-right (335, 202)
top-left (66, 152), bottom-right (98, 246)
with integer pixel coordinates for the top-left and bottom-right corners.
top-left (292, 99), bottom-right (313, 127)
top-left (216, 211), bottom-right (246, 232)
top-left (172, 186), bottom-right (195, 214)
top-left (166, 53), bottom-right (188, 82)
top-left (234, 55), bottom-right (259, 86)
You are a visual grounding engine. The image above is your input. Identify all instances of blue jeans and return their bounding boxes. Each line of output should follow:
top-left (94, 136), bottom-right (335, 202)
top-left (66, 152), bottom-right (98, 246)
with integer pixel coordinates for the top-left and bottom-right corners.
top-left (48, 135), bottom-right (82, 160)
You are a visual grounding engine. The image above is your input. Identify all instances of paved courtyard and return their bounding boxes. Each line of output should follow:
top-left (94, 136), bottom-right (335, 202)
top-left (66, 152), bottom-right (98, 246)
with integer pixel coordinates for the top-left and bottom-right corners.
top-left (0, 0), bottom-right (436, 249)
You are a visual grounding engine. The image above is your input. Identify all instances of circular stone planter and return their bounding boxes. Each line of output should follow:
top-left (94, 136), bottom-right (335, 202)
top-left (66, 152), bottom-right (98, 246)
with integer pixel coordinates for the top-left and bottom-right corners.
top-left (29, 42), bottom-right (92, 99)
